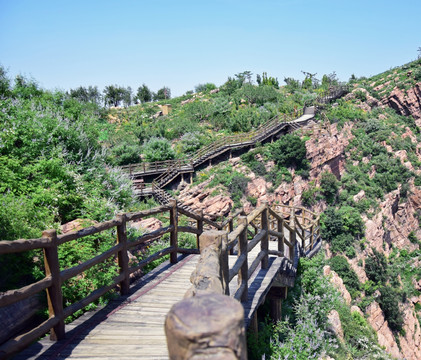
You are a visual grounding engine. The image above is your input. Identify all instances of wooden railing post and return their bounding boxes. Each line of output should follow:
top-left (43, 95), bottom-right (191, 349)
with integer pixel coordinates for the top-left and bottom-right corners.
top-left (220, 232), bottom-right (230, 296)
top-left (196, 210), bottom-right (203, 250)
top-left (238, 216), bottom-right (248, 302)
top-left (169, 200), bottom-right (178, 264)
top-left (261, 202), bottom-right (269, 269)
top-left (290, 227), bottom-right (296, 262)
top-left (278, 218), bottom-right (284, 256)
top-left (229, 218), bottom-right (235, 255)
top-left (116, 213), bottom-right (130, 295)
top-left (42, 229), bottom-right (65, 341)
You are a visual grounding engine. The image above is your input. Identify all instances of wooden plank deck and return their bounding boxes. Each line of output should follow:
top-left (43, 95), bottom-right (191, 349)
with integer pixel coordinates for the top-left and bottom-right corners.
top-left (16, 242), bottom-right (288, 360)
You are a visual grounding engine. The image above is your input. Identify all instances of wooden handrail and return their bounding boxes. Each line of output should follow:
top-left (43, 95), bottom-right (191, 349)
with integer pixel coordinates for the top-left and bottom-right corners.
top-left (0, 198), bottom-right (322, 358)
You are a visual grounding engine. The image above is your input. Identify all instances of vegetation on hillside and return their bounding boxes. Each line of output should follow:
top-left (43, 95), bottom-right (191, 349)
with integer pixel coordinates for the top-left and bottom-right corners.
top-left (2, 56), bottom-right (421, 357)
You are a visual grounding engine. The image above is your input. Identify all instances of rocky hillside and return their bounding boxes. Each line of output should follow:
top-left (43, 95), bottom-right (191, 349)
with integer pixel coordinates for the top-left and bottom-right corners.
top-left (176, 59), bottom-right (421, 359)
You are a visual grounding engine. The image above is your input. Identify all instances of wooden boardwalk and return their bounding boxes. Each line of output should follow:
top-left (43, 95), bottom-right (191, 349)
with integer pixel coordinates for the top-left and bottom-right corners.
top-left (16, 242), bottom-right (289, 360)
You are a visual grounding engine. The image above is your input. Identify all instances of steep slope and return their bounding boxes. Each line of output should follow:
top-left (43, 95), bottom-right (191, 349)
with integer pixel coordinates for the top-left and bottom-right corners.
top-left (177, 60), bottom-right (421, 359)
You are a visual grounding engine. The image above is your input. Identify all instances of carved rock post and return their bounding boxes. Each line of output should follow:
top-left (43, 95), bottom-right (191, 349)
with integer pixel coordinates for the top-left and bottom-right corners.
top-left (165, 293), bottom-right (247, 360)
top-left (187, 230), bottom-right (228, 296)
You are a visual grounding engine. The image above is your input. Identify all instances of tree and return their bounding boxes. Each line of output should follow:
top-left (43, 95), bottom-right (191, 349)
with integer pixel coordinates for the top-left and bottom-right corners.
top-left (136, 84), bottom-right (152, 103)
top-left (154, 87), bottom-right (171, 101)
top-left (122, 86), bottom-right (132, 107)
top-left (70, 86), bottom-right (101, 105)
top-left (260, 72), bottom-right (279, 88)
top-left (194, 83), bottom-right (216, 93)
top-left (284, 77), bottom-right (300, 92)
top-left (104, 85), bottom-right (126, 107)
top-left (320, 171), bottom-right (339, 204)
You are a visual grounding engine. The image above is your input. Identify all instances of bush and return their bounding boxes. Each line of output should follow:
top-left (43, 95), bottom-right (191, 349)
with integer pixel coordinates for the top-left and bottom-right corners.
top-left (265, 134), bottom-right (308, 170)
top-left (142, 137), bottom-right (175, 162)
top-left (379, 286), bottom-right (404, 333)
top-left (365, 248), bottom-right (388, 284)
top-left (320, 171), bottom-right (339, 204)
top-left (110, 143), bottom-right (142, 165)
top-left (329, 255), bottom-right (361, 296)
top-left (330, 233), bottom-right (354, 254)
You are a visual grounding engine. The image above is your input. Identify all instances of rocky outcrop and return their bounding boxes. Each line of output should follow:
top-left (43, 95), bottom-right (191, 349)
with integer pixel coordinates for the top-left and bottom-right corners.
top-left (306, 123), bottom-right (354, 180)
top-left (327, 310), bottom-right (344, 342)
top-left (129, 217), bottom-right (163, 232)
top-left (386, 82), bottom-right (421, 125)
top-left (398, 302), bottom-right (421, 360)
top-left (61, 218), bottom-right (99, 233)
top-left (364, 186), bottom-right (421, 254)
top-left (366, 301), bottom-right (401, 358)
top-left (178, 180), bottom-right (233, 219)
top-left (344, 87), bottom-right (381, 111)
top-left (323, 265), bottom-right (352, 305)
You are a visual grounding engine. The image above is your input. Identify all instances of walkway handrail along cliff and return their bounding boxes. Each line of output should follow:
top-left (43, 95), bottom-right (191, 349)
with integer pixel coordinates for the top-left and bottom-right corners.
top-left (0, 202), bottom-right (320, 358)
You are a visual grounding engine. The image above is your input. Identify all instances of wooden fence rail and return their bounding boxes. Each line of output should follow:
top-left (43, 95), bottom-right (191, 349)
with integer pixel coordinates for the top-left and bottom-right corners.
top-left (165, 201), bottom-right (322, 358)
top-left (0, 199), bottom-right (320, 359)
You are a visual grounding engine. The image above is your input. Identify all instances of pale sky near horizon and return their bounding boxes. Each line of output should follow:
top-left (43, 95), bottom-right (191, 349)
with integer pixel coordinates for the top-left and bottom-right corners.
top-left (0, 0), bottom-right (420, 97)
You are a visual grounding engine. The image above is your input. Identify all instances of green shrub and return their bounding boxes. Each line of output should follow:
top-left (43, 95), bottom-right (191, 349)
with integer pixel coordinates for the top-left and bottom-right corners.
top-left (365, 248), bottom-right (388, 284)
top-left (265, 134), bottom-right (307, 169)
top-left (110, 143), bottom-right (142, 165)
top-left (142, 137), bottom-right (175, 162)
top-left (379, 286), bottom-right (404, 333)
top-left (329, 255), bottom-right (361, 296)
top-left (330, 233), bottom-right (354, 253)
top-left (320, 171), bottom-right (339, 204)
top-left (408, 231), bottom-right (419, 244)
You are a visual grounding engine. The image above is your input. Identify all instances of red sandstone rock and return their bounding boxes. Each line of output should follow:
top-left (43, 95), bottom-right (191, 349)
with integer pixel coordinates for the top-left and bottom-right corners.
top-left (366, 301), bottom-right (401, 358)
top-left (61, 218), bottom-right (98, 234)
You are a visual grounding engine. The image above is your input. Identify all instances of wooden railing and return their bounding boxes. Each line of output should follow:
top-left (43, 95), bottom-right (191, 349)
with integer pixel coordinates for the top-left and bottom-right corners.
top-left (121, 84), bottom-right (350, 178)
top-left (165, 202), bottom-right (321, 358)
top-left (0, 201), bottom-right (320, 358)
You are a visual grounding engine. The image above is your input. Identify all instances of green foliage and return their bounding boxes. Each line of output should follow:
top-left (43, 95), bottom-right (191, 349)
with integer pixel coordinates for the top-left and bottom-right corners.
top-left (408, 231), bottom-right (419, 244)
top-left (365, 248), bottom-right (388, 284)
top-left (142, 137), bottom-right (175, 162)
top-left (154, 86), bottom-right (171, 101)
top-left (320, 171), bottom-right (339, 204)
top-left (136, 84), bottom-right (152, 103)
top-left (0, 70), bottom-right (139, 301)
top-left (248, 254), bottom-right (388, 359)
top-left (379, 286), bottom-right (404, 333)
top-left (110, 143), bottom-right (142, 165)
top-left (194, 83), bottom-right (216, 93)
top-left (321, 206), bottom-right (364, 242)
top-left (329, 256), bottom-right (361, 297)
top-left (265, 134), bottom-right (308, 169)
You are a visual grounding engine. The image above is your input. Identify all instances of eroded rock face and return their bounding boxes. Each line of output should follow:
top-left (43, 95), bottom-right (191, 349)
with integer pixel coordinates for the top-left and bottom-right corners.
top-left (323, 265), bottom-right (352, 305)
top-left (398, 302), bottom-right (421, 360)
top-left (386, 82), bottom-right (421, 125)
top-left (129, 217), bottom-right (163, 232)
top-left (327, 310), bottom-right (344, 342)
top-left (306, 123), bottom-right (354, 180)
top-left (61, 218), bottom-right (98, 233)
top-left (366, 301), bottom-right (401, 359)
top-left (178, 179), bottom-right (233, 219)
top-left (364, 187), bottom-right (421, 254)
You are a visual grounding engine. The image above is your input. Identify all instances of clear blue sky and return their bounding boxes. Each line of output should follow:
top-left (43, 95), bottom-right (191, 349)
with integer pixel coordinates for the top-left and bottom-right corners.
top-left (1, 0), bottom-right (420, 97)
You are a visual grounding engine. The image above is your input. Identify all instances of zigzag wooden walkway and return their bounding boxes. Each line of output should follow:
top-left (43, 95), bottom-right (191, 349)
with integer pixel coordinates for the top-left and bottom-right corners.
top-left (15, 241), bottom-right (295, 360)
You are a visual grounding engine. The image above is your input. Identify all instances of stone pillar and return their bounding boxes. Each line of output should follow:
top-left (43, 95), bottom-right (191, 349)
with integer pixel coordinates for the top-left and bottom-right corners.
top-left (165, 293), bottom-right (247, 360)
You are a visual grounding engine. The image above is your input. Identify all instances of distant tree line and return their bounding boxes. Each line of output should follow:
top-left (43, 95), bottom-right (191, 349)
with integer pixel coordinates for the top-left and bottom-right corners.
top-left (68, 84), bottom-right (171, 108)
